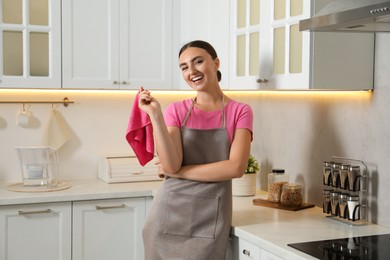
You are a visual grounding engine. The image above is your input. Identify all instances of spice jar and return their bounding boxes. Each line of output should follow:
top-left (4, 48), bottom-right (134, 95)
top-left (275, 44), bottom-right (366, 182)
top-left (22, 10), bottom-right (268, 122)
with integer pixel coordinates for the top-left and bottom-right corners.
top-left (331, 162), bottom-right (341, 188)
top-left (338, 193), bottom-right (348, 219)
top-left (348, 165), bottom-right (361, 192)
top-left (330, 191), bottom-right (340, 216)
top-left (267, 169), bottom-right (288, 202)
top-left (339, 164), bottom-right (350, 190)
top-left (280, 183), bottom-right (303, 207)
top-left (323, 161), bottom-right (333, 186)
top-left (323, 189), bottom-right (331, 214)
top-left (347, 195), bottom-right (360, 221)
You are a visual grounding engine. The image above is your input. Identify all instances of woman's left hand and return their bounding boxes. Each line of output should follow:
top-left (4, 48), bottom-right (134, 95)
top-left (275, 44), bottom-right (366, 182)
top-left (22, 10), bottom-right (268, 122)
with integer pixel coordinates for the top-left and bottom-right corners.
top-left (155, 159), bottom-right (180, 179)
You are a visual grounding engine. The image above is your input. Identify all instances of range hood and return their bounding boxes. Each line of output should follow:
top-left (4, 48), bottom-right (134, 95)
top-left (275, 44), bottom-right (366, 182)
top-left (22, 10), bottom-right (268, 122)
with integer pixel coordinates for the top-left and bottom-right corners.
top-left (300, 1), bottom-right (390, 32)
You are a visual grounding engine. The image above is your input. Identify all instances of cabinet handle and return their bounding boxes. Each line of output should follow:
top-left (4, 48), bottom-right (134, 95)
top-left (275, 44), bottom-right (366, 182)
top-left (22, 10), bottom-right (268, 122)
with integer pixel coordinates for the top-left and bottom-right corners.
top-left (113, 81), bottom-right (118, 84)
top-left (121, 81), bottom-right (128, 85)
top-left (95, 204), bottom-right (126, 210)
top-left (18, 209), bottom-right (52, 215)
top-left (256, 79), bottom-right (268, 83)
top-left (243, 249), bottom-right (251, 256)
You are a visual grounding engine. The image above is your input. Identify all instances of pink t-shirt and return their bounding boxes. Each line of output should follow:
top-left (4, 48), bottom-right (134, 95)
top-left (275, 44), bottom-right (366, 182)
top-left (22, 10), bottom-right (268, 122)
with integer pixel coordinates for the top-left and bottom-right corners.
top-left (164, 98), bottom-right (253, 143)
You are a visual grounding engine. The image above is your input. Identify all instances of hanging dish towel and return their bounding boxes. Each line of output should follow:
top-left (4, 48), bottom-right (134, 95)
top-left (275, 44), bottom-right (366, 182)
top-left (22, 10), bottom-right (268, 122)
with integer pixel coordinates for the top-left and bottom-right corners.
top-left (125, 93), bottom-right (154, 166)
top-left (41, 109), bottom-right (72, 150)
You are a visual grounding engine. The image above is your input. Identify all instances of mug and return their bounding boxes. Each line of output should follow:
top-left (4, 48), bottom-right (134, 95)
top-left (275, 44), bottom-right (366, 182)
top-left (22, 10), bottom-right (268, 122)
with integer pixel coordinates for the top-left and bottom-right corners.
top-left (17, 109), bottom-right (31, 127)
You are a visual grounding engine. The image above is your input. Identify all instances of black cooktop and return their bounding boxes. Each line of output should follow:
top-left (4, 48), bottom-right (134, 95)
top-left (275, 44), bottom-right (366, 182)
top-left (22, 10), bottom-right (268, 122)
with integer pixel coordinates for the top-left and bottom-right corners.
top-left (288, 234), bottom-right (390, 260)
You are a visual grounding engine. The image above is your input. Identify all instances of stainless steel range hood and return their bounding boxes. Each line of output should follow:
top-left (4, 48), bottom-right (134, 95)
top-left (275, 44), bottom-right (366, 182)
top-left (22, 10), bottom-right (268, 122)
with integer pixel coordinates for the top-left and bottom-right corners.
top-left (300, 1), bottom-right (390, 32)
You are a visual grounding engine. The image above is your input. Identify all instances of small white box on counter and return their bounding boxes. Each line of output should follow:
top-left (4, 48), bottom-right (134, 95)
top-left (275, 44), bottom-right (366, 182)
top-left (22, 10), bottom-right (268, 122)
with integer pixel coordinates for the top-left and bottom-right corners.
top-left (98, 155), bottom-right (161, 183)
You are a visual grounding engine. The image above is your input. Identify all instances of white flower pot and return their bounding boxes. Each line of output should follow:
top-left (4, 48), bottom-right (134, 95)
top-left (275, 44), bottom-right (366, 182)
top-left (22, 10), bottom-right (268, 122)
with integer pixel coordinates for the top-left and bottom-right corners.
top-left (232, 173), bottom-right (257, 196)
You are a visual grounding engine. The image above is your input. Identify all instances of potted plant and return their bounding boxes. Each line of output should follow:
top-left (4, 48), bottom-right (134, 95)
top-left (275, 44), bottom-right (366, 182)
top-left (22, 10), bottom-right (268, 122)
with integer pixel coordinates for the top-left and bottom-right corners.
top-left (232, 155), bottom-right (260, 196)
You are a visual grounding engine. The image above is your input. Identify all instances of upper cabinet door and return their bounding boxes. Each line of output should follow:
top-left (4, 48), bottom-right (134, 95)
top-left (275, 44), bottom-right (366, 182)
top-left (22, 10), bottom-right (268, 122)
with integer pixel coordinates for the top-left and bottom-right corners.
top-left (229, 0), bottom-right (268, 90)
top-left (120, 0), bottom-right (173, 90)
top-left (229, 0), bottom-right (309, 90)
top-left (0, 0), bottom-right (61, 88)
top-left (62, 0), bottom-right (173, 89)
top-left (266, 0), bottom-right (311, 90)
top-left (62, 0), bottom-right (120, 89)
top-left (174, 0), bottom-right (230, 90)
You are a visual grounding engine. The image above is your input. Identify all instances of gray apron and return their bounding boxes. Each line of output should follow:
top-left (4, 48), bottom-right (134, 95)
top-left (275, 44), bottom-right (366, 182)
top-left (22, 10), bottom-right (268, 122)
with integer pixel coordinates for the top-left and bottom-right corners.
top-left (143, 97), bottom-right (232, 260)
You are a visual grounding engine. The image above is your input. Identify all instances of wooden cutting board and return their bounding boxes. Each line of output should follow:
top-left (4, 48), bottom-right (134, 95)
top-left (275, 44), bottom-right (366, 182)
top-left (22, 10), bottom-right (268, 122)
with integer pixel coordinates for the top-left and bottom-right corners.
top-left (253, 198), bottom-right (315, 211)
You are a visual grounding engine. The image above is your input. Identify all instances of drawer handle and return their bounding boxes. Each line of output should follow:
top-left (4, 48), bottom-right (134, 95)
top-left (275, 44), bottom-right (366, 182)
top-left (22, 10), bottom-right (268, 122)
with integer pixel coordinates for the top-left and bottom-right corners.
top-left (95, 204), bottom-right (126, 210)
top-left (243, 249), bottom-right (251, 256)
top-left (18, 209), bottom-right (52, 215)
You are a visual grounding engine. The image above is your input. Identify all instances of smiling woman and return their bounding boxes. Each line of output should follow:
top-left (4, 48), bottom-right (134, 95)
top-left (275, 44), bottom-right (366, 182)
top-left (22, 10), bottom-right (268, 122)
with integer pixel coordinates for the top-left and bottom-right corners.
top-left (138, 40), bottom-right (254, 259)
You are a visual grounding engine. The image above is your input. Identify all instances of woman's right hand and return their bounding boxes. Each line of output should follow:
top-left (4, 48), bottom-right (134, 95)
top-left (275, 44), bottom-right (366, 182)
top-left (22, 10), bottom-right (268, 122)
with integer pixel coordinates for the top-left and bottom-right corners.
top-left (138, 86), bottom-right (161, 116)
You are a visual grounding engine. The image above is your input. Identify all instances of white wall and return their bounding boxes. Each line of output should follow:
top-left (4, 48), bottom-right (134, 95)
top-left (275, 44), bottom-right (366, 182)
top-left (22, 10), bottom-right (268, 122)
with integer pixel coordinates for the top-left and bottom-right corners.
top-left (1, 34), bottom-right (390, 227)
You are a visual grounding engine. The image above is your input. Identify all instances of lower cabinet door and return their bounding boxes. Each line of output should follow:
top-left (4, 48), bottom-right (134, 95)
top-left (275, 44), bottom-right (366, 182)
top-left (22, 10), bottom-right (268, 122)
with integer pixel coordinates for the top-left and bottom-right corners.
top-left (0, 202), bottom-right (72, 260)
top-left (72, 197), bottom-right (146, 260)
top-left (231, 236), bottom-right (261, 260)
top-left (261, 248), bottom-right (284, 260)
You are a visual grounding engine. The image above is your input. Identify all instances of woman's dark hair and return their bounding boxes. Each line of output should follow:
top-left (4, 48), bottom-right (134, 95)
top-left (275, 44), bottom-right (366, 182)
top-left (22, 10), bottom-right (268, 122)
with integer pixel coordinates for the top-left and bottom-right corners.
top-left (179, 40), bottom-right (222, 82)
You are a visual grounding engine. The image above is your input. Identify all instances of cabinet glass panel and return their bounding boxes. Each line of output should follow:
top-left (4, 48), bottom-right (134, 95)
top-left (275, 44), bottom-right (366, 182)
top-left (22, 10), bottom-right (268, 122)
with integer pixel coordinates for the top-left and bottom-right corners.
top-left (29, 0), bottom-right (48, 26)
top-left (274, 27), bottom-right (285, 75)
top-left (290, 0), bottom-right (303, 16)
top-left (2, 0), bottom-right (22, 24)
top-left (249, 32), bottom-right (260, 76)
top-left (250, 0), bottom-right (260, 26)
top-left (274, 0), bottom-right (286, 20)
top-left (236, 35), bottom-right (246, 76)
top-left (3, 31), bottom-right (23, 76)
top-left (237, 0), bottom-right (246, 28)
top-left (289, 24), bottom-right (302, 73)
top-left (30, 32), bottom-right (49, 76)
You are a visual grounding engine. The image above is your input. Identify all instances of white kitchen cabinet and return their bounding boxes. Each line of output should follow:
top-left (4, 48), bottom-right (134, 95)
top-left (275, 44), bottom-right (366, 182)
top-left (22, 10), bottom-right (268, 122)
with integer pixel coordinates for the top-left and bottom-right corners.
top-left (72, 197), bottom-right (146, 260)
top-left (231, 235), bottom-right (283, 260)
top-left (0, 0), bottom-right (62, 89)
top-left (229, 0), bottom-right (310, 90)
top-left (0, 202), bottom-right (72, 260)
top-left (62, 0), bottom-right (173, 89)
top-left (260, 248), bottom-right (283, 260)
top-left (173, 0), bottom-right (230, 89)
top-left (229, 0), bottom-right (374, 90)
top-left (231, 235), bottom-right (261, 259)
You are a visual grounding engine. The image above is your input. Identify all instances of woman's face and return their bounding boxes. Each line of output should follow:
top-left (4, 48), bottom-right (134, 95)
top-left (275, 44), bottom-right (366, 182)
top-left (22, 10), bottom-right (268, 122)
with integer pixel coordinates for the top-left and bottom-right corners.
top-left (179, 47), bottom-right (220, 91)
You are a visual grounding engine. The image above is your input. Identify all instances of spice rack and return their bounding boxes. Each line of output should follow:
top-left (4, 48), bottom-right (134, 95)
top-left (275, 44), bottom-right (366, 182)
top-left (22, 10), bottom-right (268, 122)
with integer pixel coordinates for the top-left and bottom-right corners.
top-left (322, 156), bottom-right (368, 226)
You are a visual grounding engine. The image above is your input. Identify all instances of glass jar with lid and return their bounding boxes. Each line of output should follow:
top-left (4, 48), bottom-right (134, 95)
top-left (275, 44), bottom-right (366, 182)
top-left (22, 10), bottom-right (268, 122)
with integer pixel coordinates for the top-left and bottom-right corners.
top-left (323, 189), bottom-right (331, 213)
top-left (268, 169), bottom-right (288, 202)
top-left (280, 183), bottom-right (303, 207)
top-left (323, 161), bottom-right (333, 186)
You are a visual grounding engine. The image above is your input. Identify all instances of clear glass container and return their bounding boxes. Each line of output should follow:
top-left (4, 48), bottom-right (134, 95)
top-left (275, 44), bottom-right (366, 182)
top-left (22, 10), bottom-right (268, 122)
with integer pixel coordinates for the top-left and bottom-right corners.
top-left (330, 191), bottom-right (340, 216)
top-left (348, 165), bottom-right (361, 192)
top-left (339, 164), bottom-right (350, 190)
top-left (323, 189), bottom-right (331, 214)
top-left (280, 183), bottom-right (303, 207)
top-left (347, 195), bottom-right (360, 221)
top-left (15, 146), bottom-right (58, 187)
top-left (323, 161), bottom-right (332, 186)
top-left (331, 162), bottom-right (341, 188)
top-left (339, 193), bottom-right (349, 219)
top-left (267, 169), bottom-right (288, 202)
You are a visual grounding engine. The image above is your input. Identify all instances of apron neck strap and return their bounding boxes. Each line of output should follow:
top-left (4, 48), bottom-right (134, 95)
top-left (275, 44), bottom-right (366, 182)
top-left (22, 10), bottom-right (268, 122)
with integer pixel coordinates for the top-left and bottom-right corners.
top-left (182, 95), bottom-right (226, 128)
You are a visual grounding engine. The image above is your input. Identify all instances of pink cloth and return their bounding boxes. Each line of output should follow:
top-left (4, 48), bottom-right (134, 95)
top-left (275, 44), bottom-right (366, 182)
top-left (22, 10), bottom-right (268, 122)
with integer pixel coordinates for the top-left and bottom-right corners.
top-left (126, 93), bottom-right (154, 166)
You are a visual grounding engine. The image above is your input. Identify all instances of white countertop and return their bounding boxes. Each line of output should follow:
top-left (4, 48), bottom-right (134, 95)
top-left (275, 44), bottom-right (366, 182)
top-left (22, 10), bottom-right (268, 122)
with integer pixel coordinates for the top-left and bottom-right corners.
top-left (231, 193), bottom-right (390, 259)
top-left (1, 179), bottom-right (390, 259)
top-left (0, 179), bottom-right (161, 206)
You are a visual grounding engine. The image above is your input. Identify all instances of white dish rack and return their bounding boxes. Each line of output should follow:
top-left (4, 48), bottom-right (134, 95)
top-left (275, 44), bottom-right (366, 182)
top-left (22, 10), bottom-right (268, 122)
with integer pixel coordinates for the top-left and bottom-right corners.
top-left (98, 155), bottom-right (161, 183)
